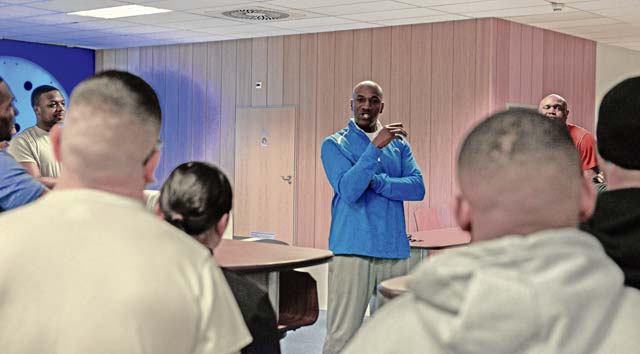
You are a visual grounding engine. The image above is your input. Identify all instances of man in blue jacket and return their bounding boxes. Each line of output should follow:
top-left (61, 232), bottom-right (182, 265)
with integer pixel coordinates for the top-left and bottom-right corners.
top-left (0, 76), bottom-right (46, 212)
top-left (321, 80), bottom-right (425, 354)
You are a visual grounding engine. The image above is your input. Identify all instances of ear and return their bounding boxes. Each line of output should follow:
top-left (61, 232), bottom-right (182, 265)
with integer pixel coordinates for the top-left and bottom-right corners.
top-left (379, 101), bottom-right (384, 114)
top-left (49, 124), bottom-right (62, 163)
top-left (215, 213), bottom-right (230, 236)
top-left (143, 150), bottom-right (161, 184)
top-left (153, 201), bottom-right (163, 218)
top-left (350, 98), bottom-right (355, 114)
top-left (454, 193), bottom-right (472, 232)
top-left (578, 174), bottom-right (596, 223)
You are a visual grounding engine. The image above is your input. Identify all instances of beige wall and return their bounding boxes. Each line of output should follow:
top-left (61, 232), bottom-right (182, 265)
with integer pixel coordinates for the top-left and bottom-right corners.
top-left (96, 18), bottom-right (597, 249)
top-left (595, 43), bottom-right (640, 121)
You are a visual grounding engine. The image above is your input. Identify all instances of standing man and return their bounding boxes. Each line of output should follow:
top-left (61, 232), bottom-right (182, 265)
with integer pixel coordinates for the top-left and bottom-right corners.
top-left (0, 71), bottom-right (251, 354)
top-left (538, 94), bottom-right (601, 181)
top-left (0, 76), bottom-right (46, 211)
top-left (582, 76), bottom-right (640, 289)
top-left (8, 84), bottom-right (65, 187)
top-left (321, 80), bottom-right (425, 354)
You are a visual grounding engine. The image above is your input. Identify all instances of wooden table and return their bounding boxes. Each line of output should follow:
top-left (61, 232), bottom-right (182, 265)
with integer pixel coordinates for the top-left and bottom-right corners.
top-left (391, 228), bottom-right (471, 299)
top-left (215, 239), bottom-right (333, 272)
top-left (408, 227), bottom-right (471, 267)
top-left (378, 275), bottom-right (409, 300)
top-left (409, 227), bottom-right (471, 249)
top-left (215, 239), bottom-right (333, 317)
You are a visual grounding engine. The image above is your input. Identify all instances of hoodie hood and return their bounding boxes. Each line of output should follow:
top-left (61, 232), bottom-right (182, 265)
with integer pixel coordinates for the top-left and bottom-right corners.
top-left (406, 228), bottom-right (624, 354)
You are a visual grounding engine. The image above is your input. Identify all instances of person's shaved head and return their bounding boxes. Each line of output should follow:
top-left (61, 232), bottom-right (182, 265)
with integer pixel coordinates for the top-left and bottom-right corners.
top-left (352, 80), bottom-right (384, 99)
top-left (538, 94), bottom-right (569, 123)
top-left (456, 108), bottom-right (588, 241)
top-left (61, 70), bottom-right (161, 184)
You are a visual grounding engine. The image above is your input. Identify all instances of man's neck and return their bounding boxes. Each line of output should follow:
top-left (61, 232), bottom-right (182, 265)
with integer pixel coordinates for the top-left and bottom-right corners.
top-left (55, 173), bottom-right (146, 202)
top-left (35, 122), bottom-right (51, 132)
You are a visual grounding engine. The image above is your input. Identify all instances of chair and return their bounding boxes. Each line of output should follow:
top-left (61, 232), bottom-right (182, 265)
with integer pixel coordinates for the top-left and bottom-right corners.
top-left (236, 237), bottom-right (320, 336)
top-left (277, 270), bottom-right (319, 336)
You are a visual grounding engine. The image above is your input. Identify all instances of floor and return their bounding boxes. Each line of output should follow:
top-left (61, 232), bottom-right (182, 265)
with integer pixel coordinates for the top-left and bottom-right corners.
top-left (281, 310), bottom-right (326, 354)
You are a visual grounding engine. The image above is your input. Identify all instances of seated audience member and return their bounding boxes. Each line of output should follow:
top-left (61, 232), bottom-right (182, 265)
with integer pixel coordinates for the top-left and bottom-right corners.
top-left (8, 84), bottom-right (65, 188)
top-left (0, 76), bottom-right (46, 211)
top-left (343, 109), bottom-right (640, 354)
top-left (157, 161), bottom-right (281, 354)
top-left (582, 76), bottom-right (640, 289)
top-left (0, 71), bottom-right (251, 354)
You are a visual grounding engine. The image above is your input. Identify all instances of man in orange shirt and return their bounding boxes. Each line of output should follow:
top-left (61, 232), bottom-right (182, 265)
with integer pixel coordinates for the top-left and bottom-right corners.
top-left (538, 94), bottom-right (601, 183)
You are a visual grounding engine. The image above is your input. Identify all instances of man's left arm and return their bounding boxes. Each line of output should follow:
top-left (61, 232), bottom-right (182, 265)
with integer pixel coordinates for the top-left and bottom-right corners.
top-left (370, 141), bottom-right (425, 201)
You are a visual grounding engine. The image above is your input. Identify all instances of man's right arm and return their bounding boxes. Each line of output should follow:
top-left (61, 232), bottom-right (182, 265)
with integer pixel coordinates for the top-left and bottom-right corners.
top-left (321, 138), bottom-right (381, 204)
top-left (19, 161), bottom-right (56, 188)
top-left (7, 136), bottom-right (56, 188)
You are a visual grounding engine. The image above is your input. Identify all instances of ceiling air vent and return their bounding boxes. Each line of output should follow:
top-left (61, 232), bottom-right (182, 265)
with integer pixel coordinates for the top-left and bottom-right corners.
top-left (222, 9), bottom-right (289, 21)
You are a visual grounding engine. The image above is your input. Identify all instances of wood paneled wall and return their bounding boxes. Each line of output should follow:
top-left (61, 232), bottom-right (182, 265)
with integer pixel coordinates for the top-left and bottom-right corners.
top-left (95, 18), bottom-right (596, 249)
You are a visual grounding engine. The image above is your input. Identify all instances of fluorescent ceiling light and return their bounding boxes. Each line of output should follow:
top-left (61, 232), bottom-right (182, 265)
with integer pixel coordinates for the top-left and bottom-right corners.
top-left (69, 5), bottom-right (172, 19)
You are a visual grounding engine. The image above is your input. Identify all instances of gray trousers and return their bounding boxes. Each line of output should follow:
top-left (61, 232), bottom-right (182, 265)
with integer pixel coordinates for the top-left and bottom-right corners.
top-left (322, 255), bottom-right (409, 354)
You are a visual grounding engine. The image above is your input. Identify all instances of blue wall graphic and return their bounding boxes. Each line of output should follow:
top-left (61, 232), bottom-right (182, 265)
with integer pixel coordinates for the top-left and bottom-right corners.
top-left (0, 39), bottom-right (94, 131)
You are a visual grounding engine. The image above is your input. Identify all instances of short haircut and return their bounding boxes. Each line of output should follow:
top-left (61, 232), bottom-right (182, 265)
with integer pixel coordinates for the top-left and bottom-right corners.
top-left (62, 70), bottom-right (161, 178)
top-left (159, 162), bottom-right (233, 237)
top-left (458, 108), bottom-right (581, 202)
top-left (31, 85), bottom-right (60, 106)
top-left (597, 76), bottom-right (640, 170)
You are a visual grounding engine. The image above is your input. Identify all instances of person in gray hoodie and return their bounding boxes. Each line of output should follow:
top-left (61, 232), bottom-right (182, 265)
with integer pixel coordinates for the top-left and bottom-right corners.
top-left (343, 108), bottom-right (640, 354)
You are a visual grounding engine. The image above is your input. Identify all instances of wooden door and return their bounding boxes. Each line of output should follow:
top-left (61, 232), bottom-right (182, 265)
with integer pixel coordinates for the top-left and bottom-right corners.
top-left (235, 107), bottom-right (296, 244)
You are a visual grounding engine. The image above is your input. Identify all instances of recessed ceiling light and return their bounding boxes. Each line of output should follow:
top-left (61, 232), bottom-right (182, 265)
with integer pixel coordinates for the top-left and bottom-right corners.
top-left (69, 5), bottom-right (172, 19)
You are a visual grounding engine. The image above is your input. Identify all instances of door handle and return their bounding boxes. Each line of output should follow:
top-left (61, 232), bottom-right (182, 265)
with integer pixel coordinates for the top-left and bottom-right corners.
top-left (280, 175), bottom-right (292, 184)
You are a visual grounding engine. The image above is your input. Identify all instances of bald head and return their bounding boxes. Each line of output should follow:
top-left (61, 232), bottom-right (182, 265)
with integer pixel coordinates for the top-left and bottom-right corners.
top-left (539, 94), bottom-right (569, 123)
top-left (61, 70), bottom-right (161, 184)
top-left (352, 80), bottom-right (384, 99)
top-left (0, 78), bottom-right (18, 142)
top-left (457, 108), bottom-right (586, 240)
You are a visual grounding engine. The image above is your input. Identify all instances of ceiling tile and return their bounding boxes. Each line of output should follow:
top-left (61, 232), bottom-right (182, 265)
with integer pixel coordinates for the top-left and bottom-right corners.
top-left (0, 5), bottom-right (54, 19)
top-left (267, 16), bottom-right (355, 29)
top-left (2, 0), bottom-right (49, 4)
top-left (162, 17), bottom-right (246, 30)
top-left (194, 23), bottom-right (281, 34)
top-left (15, 13), bottom-right (94, 25)
top-left (568, 0), bottom-right (640, 11)
top-left (467, 5), bottom-right (578, 18)
top-left (432, 0), bottom-right (549, 13)
top-left (342, 7), bottom-right (446, 21)
top-left (57, 19), bottom-right (135, 31)
top-left (143, 0), bottom-right (254, 11)
top-left (264, 0), bottom-right (368, 9)
top-left (397, 0), bottom-right (488, 6)
top-left (506, 11), bottom-right (600, 24)
top-left (297, 22), bottom-right (381, 33)
top-left (588, 6), bottom-right (640, 18)
top-left (371, 14), bottom-right (468, 26)
top-left (533, 17), bottom-right (621, 29)
top-left (117, 11), bottom-right (211, 24)
top-left (24, 0), bottom-right (129, 12)
top-left (310, 1), bottom-right (415, 16)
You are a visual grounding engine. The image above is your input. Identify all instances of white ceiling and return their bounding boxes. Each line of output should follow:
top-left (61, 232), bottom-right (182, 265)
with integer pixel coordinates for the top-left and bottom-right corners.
top-left (1, 0), bottom-right (640, 51)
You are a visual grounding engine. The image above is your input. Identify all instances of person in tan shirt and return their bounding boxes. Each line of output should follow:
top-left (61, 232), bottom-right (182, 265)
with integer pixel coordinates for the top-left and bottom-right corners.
top-left (8, 85), bottom-right (65, 188)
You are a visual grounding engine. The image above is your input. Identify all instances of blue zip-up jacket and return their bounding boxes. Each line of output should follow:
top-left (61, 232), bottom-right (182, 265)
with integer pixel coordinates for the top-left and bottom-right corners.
top-left (321, 120), bottom-right (426, 259)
